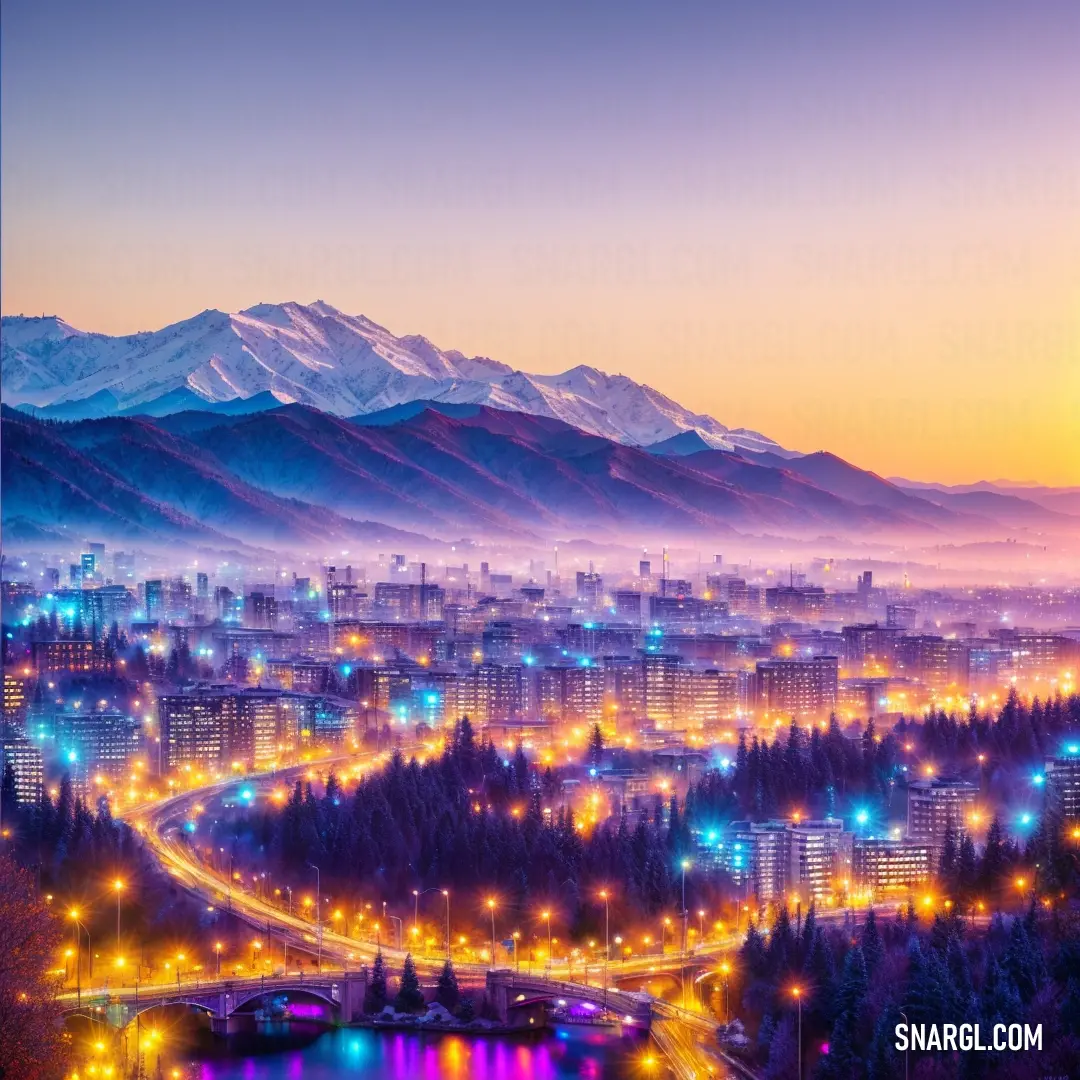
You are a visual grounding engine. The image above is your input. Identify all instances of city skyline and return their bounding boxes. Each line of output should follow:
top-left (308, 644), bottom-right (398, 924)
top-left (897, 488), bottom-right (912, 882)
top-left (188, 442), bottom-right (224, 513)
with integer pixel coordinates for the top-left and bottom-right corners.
top-left (3, 0), bottom-right (1079, 485)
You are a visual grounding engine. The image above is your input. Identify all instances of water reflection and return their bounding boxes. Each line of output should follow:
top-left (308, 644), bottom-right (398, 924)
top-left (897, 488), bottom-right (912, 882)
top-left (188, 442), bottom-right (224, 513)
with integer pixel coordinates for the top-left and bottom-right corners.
top-left (187, 1023), bottom-right (638, 1080)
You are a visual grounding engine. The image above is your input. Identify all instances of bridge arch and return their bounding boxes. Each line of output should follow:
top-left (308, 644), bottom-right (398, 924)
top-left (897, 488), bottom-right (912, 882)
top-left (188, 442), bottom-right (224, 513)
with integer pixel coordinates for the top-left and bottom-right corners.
top-left (228, 985), bottom-right (340, 1015)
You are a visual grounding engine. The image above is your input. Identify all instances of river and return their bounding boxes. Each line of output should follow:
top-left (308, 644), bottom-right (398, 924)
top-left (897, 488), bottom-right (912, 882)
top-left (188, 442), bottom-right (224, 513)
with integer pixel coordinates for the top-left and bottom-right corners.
top-left (165, 1021), bottom-right (647, 1080)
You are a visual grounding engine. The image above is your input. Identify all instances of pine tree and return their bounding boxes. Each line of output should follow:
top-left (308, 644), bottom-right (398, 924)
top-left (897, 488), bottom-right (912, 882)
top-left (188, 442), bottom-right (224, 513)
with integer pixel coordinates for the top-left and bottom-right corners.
top-left (364, 950), bottom-right (388, 1013)
top-left (394, 953), bottom-right (426, 1012)
top-left (861, 908), bottom-right (884, 974)
top-left (436, 958), bottom-right (460, 1011)
top-left (588, 723), bottom-right (604, 768)
top-left (819, 946), bottom-right (868, 1080)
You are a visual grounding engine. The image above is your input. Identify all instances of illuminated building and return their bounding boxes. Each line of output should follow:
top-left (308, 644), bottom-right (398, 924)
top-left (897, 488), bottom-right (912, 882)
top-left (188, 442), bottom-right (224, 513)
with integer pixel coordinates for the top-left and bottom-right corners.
top-left (689, 669), bottom-right (739, 727)
top-left (31, 639), bottom-right (103, 675)
top-left (614, 590), bottom-right (643, 623)
top-left (841, 623), bottom-right (899, 666)
top-left (575, 570), bottom-right (603, 610)
top-left (1046, 750), bottom-right (1080, 821)
top-left (719, 817), bottom-right (853, 906)
top-left (1, 727), bottom-right (44, 803)
top-left (755, 656), bottom-right (838, 718)
top-left (766, 585), bottom-right (827, 619)
top-left (643, 653), bottom-right (687, 728)
top-left (906, 777), bottom-right (978, 853)
top-left (853, 837), bottom-right (932, 894)
top-left (145, 579), bottom-right (166, 619)
top-left (787, 817), bottom-right (854, 903)
top-left (2, 674), bottom-right (28, 726)
top-left (886, 604), bottom-right (918, 630)
top-left (56, 711), bottom-right (141, 784)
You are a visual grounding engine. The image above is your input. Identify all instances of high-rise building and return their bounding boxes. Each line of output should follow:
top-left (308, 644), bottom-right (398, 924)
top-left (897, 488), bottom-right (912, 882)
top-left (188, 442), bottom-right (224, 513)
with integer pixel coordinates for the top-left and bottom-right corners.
top-left (56, 711), bottom-right (141, 783)
top-left (1046, 749), bottom-right (1080, 821)
top-left (853, 838), bottom-right (932, 896)
top-left (787, 818), bottom-right (854, 903)
top-left (1, 727), bottom-right (44, 804)
top-left (906, 777), bottom-right (978, 853)
top-left (755, 657), bottom-right (838, 718)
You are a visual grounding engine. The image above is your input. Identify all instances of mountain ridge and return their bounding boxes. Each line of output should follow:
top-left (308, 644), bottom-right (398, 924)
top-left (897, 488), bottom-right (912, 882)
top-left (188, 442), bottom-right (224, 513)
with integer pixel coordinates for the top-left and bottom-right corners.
top-left (1, 302), bottom-right (781, 453)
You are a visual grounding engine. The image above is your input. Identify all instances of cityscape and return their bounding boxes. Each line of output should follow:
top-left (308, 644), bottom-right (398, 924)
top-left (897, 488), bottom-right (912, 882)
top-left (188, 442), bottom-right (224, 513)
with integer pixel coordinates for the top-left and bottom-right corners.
top-left (2, 3), bottom-right (1079, 1080)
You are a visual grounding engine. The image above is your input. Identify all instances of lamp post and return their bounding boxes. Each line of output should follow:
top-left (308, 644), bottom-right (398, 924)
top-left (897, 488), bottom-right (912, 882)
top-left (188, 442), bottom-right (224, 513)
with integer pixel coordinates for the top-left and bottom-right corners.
top-left (793, 987), bottom-right (803, 1080)
top-left (680, 859), bottom-right (690, 957)
top-left (214, 942), bottom-right (222, 979)
top-left (443, 890), bottom-right (451, 962)
top-left (599, 890), bottom-right (610, 996)
top-left (541, 910), bottom-right (552, 975)
top-left (308, 863), bottom-right (322, 971)
top-left (720, 962), bottom-right (730, 1023)
top-left (69, 910), bottom-right (89, 1008)
top-left (114, 879), bottom-right (124, 961)
top-left (487, 899), bottom-right (497, 970)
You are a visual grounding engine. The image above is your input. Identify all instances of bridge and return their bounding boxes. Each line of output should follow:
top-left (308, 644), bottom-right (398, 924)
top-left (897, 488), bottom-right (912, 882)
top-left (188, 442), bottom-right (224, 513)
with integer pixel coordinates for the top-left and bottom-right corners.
top-left (61, 970), bottom-right (369, 1035)
top-left (485, 970), bottom-right (654, 1027)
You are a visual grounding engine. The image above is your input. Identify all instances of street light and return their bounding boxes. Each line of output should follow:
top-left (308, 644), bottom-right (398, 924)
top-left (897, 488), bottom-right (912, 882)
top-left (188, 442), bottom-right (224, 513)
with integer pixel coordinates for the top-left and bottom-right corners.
top-left (308, 863), bottom-right (322, 971)
top-left (792, 986), bottom-right (803, 1080)
top-left (443, 890), bottom-right (451, 962)
top-left (541, 910), bottom-right (552, 974)
top-left (476, 898), bottom-right (493, 969)
top-left (214, 942), bottom-right (222, 978)
top-left (720, 962), bottom-right (731, 1023)
top-left (599, 889), bottom-right (611, 996)
top-left (114, 880), bottom-right (124, 961)
top-left (69, 910), bottom-right (90, 1008)
top-left (680, 859), bottom-right (691, 957)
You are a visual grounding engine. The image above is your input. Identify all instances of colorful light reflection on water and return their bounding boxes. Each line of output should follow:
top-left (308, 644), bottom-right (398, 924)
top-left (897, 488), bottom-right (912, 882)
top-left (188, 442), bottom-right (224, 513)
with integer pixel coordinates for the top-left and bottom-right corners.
top-left (190, 1025), bottom-right (636, 1080)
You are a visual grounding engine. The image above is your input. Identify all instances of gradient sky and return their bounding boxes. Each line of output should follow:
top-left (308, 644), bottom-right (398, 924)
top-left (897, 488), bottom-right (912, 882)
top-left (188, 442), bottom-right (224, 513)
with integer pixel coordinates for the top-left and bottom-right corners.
top-left (3, 0), bottom-right (1078, 484)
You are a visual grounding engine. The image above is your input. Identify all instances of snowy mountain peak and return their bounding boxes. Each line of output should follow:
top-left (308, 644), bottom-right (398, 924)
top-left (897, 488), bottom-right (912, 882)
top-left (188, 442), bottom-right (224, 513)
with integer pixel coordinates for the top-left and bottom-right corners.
top-left (0, 302), bottom-right (782, 452)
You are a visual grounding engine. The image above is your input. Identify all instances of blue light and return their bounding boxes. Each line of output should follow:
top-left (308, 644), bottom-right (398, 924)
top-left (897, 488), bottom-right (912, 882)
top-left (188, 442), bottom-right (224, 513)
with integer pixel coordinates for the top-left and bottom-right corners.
top-left (67, 750), bottom-right (77, 762)
top-left (855, 810), bottom-right (869, 825)
top-left (425, 693), bottom-right (438, 706)
top-left (707, 830), bottom-right (717, 842)
top-left (341, 664), bottom-right (352, 676)
top-left (583, 622), bottom-right (594, 630)
top-left (579, 656), bottom-right (591, 667)
top-left (523, 656), bottom-right (535, 666)
top-left (1032, 774), bottom-right (1045, 786)
top-left (1068, 744), bottom-right (1080, 755)
top-left (1019, 812), bottom-right (1033, 826)
top-left (589, 767), bottom-right (597, 778)
top-left (240, 788), bottom-right (254, 801)
top-left (184, 821), bottom-right (197, 833)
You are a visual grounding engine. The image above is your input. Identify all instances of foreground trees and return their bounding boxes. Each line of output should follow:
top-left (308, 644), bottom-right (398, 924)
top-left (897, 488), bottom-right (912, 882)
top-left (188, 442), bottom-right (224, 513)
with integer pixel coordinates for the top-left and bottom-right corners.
top-left (0, 854), bottom-right (68, 1080)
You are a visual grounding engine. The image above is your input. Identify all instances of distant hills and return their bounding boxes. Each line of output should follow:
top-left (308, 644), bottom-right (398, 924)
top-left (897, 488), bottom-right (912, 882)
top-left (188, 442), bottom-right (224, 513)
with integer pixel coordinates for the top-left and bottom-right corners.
top-left (4, 400), bottom-right (1076, 552)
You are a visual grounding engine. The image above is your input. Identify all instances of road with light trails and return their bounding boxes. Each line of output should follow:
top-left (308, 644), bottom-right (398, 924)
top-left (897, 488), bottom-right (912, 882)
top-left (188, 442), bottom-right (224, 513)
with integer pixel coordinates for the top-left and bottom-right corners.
top-left (122, 750), bottom-right (745, 985)
top-left (109, 746), bottom-right (748, 1078)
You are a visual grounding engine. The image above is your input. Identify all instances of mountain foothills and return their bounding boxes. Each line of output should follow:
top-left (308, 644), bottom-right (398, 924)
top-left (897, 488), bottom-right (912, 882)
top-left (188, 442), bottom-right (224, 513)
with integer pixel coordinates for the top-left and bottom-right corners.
top-left (1, 302), bottom-right (1077, 552)
top-left (2, 399), bottom-right (1077, 553)
top-left (0, 301), bottom-right (779, 452)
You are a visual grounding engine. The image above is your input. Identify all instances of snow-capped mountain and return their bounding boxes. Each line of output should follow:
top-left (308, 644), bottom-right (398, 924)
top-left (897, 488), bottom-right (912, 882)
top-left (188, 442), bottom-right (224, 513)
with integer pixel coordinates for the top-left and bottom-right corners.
top-left (1, 301), bottom-right (780, 452)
